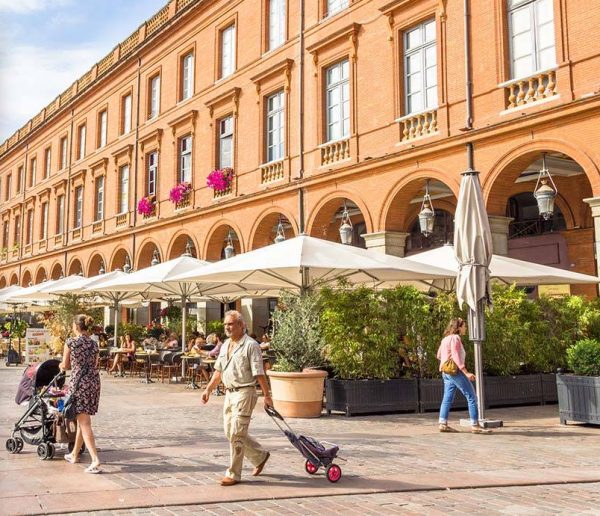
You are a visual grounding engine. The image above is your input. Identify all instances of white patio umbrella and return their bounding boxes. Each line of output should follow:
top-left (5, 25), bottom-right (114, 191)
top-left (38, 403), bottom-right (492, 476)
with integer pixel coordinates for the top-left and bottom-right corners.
top-left (406, 244), bottom-right (600, 286)
top-left (454, 169), bottom-right (493, 426)
top-left (169, 235), bottom-right (455, 290)
top-left (13, 275), bottom-right (85, 303)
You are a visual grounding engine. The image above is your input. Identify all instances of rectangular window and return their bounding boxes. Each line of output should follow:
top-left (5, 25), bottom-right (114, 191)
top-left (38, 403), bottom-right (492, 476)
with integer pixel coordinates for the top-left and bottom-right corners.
top-left (266, 90), bottom-right (285, 162)
top-left (118, 165), bottom-right (129, 214)
top-left (77, 124), bottom-right (86, 160)
top-left (147, 151), bottom-right (158, 196)
top-left (122, 94), bottom-right (132, 134)
top-left (178, 136), bottom-right (192, 183)
top-left (30, 157), bottom-right (37, 187)
top-left (56, 195), bottom-right (65, 235)
top-left (509, 0), bottom-right (556, 79)
top-left (2, 221), bottom-right (8, 249)
top-left (60, 136), bottom-right (68, 169)
top-left (269, 0), bottom-right (286, 50)
top-left (74, 187), bottom-right (83, 229)
top-left (26, 209), bottom-right (33, 245)
top-left (95, 176), bottom-right (104, 221)
top-left (325, 59), bottom-right (350, 142)
top-left (44, 147), bottom-right (51, 178)
top-left (404, 19), bottom-right (437, 115)
top-left (6, 174), bottom-right (12, 200)
top-left (98, 110), bottom-right (107, 148)
top-left (181, 53), bottom-right (194, 101)
top-left (218, 117), bottom-right (233, 168)
top-left (149, 75), bottom-right (161, 118)
top-left (17, 166), bottom-right (23, 193)
top-left (40, 202), bottom-right (48, 240)
top-left (13, 215), bottom-right (20, 246)
top-left (327, 0), bottom-right (349, 17)
top-left (221, 25), bottom-right (236, 79)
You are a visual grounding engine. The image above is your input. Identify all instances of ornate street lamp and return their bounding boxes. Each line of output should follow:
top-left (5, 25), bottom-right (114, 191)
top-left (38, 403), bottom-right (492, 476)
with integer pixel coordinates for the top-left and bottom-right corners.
top-left (151, 249), bottom-right (160, 266)
top-left (534, 153), bottom-right (558, 221)
top-left (224, 230), bottom-right (235, 259)
top-left (98, 261), bottom-right (105, 275)
top-left (339, 201), bottom-right (353, 245)
top-left (274, 217), bottom-right (286, 244)
top-left (418, 179), bottom-right (435, 237)
top-left (123, 256), bottom-right (132, 273)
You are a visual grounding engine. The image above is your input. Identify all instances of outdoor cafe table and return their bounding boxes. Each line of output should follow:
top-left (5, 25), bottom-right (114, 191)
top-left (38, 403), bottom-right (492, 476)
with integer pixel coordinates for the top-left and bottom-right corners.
top-left (181, 354), bottom-right (202, 390)
top-left (134, 351), bottom-right (159, 384)
top-left (108, 348), bottom-right (130, 377)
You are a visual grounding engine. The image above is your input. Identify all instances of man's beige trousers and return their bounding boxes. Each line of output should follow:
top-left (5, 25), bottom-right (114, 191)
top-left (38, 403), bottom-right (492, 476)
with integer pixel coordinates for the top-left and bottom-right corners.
top-left (223, 388), bottom-right (267, 480)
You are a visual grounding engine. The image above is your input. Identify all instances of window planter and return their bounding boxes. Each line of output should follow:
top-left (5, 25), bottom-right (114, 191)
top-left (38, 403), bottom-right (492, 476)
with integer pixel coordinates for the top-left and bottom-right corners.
top-left (325, 378), bottom-right (419, 417)
top-left (556, 374), bottom-right (600, 425)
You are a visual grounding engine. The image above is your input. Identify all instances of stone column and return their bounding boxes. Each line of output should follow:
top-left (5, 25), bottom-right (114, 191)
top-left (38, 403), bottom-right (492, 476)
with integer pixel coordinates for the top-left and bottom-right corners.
top-left (196, 301), bottom-right (222, 334)
top-left (583, 197), bottom-right (600, 290)
top-left (488, 215), bottom-right (513, 256)
top-left (361, 231), bottom-right (410, 257)
top-left (241, 298), bottom-right (270, 336)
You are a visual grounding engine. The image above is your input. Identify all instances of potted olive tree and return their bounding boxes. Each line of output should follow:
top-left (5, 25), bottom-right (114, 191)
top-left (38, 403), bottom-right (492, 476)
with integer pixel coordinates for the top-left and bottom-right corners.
top-left (267, 290), bottom-right (328, 418)
top-left (557, 338), bottom-right (600, 425)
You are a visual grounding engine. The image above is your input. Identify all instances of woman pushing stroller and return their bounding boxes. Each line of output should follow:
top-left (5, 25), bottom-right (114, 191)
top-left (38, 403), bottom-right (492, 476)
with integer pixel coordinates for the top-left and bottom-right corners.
top-left (59, 314), bottom-right (102, 473)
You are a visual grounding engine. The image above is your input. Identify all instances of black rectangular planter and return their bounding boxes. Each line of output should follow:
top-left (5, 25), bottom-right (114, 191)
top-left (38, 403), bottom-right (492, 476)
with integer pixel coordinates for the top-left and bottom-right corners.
top-left (484, 375), bottom-right (544, 408)
top-left (541, 373), bottom-right (558, 404)
top-left (556, 374), bottom-right (600, 425)
top-left (417, 378), bottom-right (467, 413)
top-left (325, 378), bottom-right (418, 417)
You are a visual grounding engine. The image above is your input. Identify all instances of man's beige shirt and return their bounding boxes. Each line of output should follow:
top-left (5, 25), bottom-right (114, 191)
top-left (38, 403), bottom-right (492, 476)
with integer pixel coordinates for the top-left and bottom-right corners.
top-left (214, 334), bottom-right (264, 389)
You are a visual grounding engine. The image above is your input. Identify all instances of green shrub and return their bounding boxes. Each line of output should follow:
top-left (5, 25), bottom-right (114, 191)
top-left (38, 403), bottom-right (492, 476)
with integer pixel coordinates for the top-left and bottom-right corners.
top-left (206, 320), bottom-right (224, 336)
top-left (566, 339), bottom-right (600, 376)
top-left (117, 323), bottom-right (146, 344)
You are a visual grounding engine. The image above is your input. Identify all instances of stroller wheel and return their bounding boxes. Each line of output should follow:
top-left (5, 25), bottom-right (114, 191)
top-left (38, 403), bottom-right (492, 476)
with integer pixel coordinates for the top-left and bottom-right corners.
top-left (305, 460), bottom-right (319, 475)
top-left (37, 443), bottom-right (55, 460)
top-left (5, 438), bottom-right (18, 454)
top-left (15, 438), bottom-right (24, 453)
top-left (326, 464), bottom-right (342, 483)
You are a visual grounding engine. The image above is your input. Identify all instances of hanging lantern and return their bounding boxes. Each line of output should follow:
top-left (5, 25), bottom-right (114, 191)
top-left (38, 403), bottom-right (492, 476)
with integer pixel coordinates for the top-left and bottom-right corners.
top-left (98, 261), bottom-right (105, 275)
top-left (182, 240), bottom-right (193, 257)
top-left (151, 250), bottom-right (160, 266)
top-left (224, 230), bottom-right (235, 259)
top-left (339, 202), bottom-right (353, 245)
top-left (418, 180), bottom-right (435, 237)
top-left (123, 256), bottom-right (132, 273)
top-left (534, 153), bottom-right (558, 221)
top-left (274, 218), bottom-right (286, 244)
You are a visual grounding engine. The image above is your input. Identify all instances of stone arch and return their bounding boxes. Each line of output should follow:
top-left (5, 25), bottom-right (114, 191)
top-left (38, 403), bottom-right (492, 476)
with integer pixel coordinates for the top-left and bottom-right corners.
top-left (306, 190), bottom-right (372, 245)
top-left (109, 247), bottom-right (132, 272)
top-left (9, 273), bottom-right (19, 286)
top-left (135, 239), bottom-right (162, 270)
top-left (381, 169), bottom-right (460, 232)
top-left (249, 207), bottom-right (299, 250)
top-left (167, 231), bottom-right (199, 260)
top-left (0, 276), bottom-right (6, 289)
top-left (203, 220), bottom-right (244, 261)
top-left (87, 253), bottom-right (106, 277)
top-left (50, 262), bottom-right (64, 280)
top-left (21, 269), bottom-right (32, 287)
top-left (67, 257), bottom-right (84, 276)
top-left (34, 265), bottom-right (48, 284)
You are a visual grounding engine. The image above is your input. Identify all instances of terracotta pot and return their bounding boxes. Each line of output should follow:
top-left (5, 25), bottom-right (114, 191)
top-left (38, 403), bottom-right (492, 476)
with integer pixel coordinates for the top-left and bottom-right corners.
top-left (267, 369), bottom-right (327, 418)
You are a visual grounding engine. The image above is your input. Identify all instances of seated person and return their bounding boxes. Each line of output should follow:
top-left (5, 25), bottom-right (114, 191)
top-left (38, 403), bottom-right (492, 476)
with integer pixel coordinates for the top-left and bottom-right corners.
top-left (189, 335), bottom-right (206, 354)
top-left (207, 333), bottom-right (224, 358)
top-left (260, 333), bottom-right (271, 351)
top-left (109, 333), bottom-right (136, 375)
top-left (164, 332), bottom-right (180, 350)
top-left (142, 336), bottom-right (159, 350)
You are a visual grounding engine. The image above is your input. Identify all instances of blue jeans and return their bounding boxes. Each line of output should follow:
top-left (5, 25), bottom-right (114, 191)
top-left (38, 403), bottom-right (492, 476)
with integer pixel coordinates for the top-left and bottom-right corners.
top-left (438, 372), bottom-right (478, 425)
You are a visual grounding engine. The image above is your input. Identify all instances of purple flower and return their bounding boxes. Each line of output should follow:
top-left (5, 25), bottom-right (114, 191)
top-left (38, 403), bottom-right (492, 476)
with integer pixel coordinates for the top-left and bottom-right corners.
top-left (206, 168), bottom-right (234, 192)
top-left (137, 196), bottom-right (156, 216)
top-left (169, 182), bottom-right (192, 203)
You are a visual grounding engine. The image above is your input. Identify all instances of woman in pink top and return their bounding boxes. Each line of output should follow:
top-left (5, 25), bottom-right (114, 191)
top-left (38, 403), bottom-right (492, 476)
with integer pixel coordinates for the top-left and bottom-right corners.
top-left (437, 318), bottom-right (484, 434)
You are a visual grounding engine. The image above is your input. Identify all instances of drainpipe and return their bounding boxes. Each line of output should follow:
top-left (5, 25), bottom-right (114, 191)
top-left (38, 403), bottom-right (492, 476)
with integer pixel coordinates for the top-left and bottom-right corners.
top-left (297, 0), bottom-right (306, 234)
top-left (463, 0), bottom-right (473, 130)
top-left (132, 57), bottom-right (142, 270)
top-left (64, 110), bottom-right (75, 274)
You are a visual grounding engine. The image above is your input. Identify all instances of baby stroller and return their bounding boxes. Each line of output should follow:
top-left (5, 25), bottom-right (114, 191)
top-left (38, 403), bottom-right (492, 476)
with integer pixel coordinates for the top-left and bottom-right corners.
top-left (6, 359), bottom-right (80, 460)
top-left (265, 406), bottom-right (342, 482)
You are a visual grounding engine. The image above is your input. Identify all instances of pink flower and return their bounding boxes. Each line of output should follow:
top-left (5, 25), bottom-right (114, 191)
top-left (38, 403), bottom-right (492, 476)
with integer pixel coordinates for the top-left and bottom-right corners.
top-left (137, 196), bottom-right (156, 216)
top-left (169, 182), bottom-right (192, 203)
top-left (206, 168), bottom-right (234, 192)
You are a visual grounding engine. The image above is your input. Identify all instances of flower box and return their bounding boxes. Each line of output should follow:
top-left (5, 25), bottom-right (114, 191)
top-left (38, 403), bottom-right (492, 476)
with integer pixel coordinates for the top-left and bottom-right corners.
top-left (137, 195), bottom-right (156, 217)
top-left (206, 167), bottom-right (234, 193)
top-left (169, 182), bottom-right (192, 206)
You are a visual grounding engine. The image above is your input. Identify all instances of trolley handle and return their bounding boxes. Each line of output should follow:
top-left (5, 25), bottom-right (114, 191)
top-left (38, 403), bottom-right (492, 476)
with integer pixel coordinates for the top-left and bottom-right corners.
top-left (265, 405), bottom-right (284, 420)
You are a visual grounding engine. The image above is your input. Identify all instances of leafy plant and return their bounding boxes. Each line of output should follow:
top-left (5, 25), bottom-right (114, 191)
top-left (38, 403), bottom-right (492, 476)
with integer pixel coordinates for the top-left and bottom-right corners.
top-left (169, 182), bottom-right (191, 203)
top-left (137, 195), bottom-right (156, 216)
top-left (117, 323), bottom-right (146, 344)
top-left (270, 290), bottom-right (327, 372)
top-left (6, 318), bottom-right (28, 339)
top-left (566, 339), bottom-right (600, 376)
top-left (206, 320), bottom-right (224, 336)
top-left (206, 167), bottom-right (234, 192)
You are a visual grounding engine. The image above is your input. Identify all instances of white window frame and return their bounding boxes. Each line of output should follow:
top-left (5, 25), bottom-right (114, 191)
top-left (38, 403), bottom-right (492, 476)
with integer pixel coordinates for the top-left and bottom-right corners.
top-left (122, 94), bottom-right (132, 134)
top-left (181, 53), bottom-right (194, 101)
top-left (95, 176), bottom-right (104, 221)
top-left (14, 215), bottom-right (20, 246)
top-left (325, 59), bottom-right (350, 142)
top-left (266, 90), bottom-right (285, 162)
top-left (60, 137), bottom-right (68, 169)
top-left (221, 25), bottom-right (236, 79)
top-left (74, 187), bottom-right (83, 229)
top-left (17, 166), bottom-right (23, 193)
top-left (179, 136), bottom-right (192, 184)
top-left (508, 0), bottom-right (556, 79)
top-left (118, 165), bottom-right (129, 214)
top-left (26, 209), bottom-right (33, 245)
top-left (150, 75), bottom-right (161, 118)
top-left (6, 174), bottom-right (11, 200)
top-left (269, 0), bottom-right (286, 51)
top-left (78, 125), bottom-right (86, 160)
top-left (44, 148), bottom-right (51, 178)
top-left (30, 157), bottom-right (36, 187)
top-left (403, 19), bottom-right (437, 116)
top-left (99, 110), bottom-right (107, 148)
top-left (147, 151), bottom-right (158, 195)
top-left (327, 0), bottom-right (349, 17)
top-left (57, 195), bottom-right (65, 235)
top-left (41, 202), bottom-right (48, 240)
top-left (2, 221), bottom-right (9, 248)
top-left (218, 117), bottom-right (233, 169)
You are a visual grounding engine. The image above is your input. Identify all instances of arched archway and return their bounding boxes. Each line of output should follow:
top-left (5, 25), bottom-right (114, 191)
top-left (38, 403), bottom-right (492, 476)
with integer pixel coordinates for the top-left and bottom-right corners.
top-left (50, 263), bottom-right (63, 280)
top-left (249, 209), bottom-right (298, 250)
top-left (34, 266), bottom-right (47, 285)
top-left (110, 248), bottom-right (132, 272)
top-left (307, 195), bottom-right (369, 247)
top-left (167, 232), bottom-right (198, 260)
top-left (204, 222), bottom-right (243, 261)
top-left (0, 276), bottom-right (6, 289)
top-left (87, 253), bottom-right (106, 277)
top-left (136, 240), bottom-right (162, 269)
top-left (10, 273), bottom-right (19, 286)
top-left (67, 258), bottom-right (84, 276)
top-left (21, 269), bottom-right (32, 287)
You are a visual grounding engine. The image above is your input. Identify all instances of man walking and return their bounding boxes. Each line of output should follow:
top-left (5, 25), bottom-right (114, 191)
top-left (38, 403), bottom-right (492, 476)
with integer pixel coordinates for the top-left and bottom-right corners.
top-left (201, 310), bottom-right (272, 486)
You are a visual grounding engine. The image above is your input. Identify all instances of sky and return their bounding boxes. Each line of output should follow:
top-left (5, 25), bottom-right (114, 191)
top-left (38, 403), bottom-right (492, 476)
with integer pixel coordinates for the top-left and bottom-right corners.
top-left (0, 0), bottom-right (168, 142)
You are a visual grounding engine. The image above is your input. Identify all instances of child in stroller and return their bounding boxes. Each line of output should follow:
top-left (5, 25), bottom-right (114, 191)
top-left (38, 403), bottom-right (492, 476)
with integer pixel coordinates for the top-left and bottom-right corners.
top-left (6, 359), bottom-right (81, 460)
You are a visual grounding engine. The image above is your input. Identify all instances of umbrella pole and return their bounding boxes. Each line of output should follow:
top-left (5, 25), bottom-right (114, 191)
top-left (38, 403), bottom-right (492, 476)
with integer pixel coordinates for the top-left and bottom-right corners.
top-left (181, 294), bottom-right (187, 379)
top-left (472, 335), bottom-right (486, 421)
top-left (113, 300), bottom-right (119, 348)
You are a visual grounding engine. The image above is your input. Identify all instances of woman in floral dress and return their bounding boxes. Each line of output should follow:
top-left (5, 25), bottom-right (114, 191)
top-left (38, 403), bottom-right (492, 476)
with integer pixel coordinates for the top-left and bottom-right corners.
top-left (59, 314), bottom-right (102, 473)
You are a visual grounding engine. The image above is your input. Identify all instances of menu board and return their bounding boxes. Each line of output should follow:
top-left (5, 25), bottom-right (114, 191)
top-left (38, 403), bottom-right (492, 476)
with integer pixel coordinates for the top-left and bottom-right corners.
top-left (25, 328), bottom-right (51, 365)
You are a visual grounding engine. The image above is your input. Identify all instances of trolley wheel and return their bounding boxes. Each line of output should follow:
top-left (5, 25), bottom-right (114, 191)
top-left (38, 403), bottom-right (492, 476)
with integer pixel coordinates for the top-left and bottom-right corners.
top-left (5, 438), bottom-right (18, 454)
top-left (326, 464), bottom-right (342, 483)
top-left (37, 443), bottom-right (55, 460)
top-left (15, 437), bottom-right (24, 453)
top-left (305, 460), bottom-right (319, 475)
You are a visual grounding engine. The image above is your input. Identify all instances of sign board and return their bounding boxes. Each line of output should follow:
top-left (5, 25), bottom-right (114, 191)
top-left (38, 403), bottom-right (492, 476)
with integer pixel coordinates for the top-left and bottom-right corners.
top-left (25, 328), bottom-right (51, 365)
top-left (538, 284), bottom-right (571, 298)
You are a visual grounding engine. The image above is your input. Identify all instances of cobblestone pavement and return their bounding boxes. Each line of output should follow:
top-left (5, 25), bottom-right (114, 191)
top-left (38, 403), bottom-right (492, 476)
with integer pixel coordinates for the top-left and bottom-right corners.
top-left (1, 365), bottom-right (600, 515)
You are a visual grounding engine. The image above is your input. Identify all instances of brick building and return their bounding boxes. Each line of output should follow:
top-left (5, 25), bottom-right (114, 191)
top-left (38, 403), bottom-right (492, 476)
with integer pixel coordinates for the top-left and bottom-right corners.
top-left (1, 0), bottom-right (600, 328)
